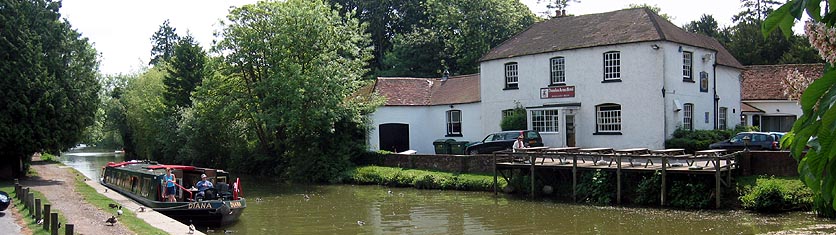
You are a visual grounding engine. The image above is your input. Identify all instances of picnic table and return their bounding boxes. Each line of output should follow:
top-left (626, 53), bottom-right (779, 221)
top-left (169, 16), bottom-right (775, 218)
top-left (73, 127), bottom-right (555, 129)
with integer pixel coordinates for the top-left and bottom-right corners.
top-left (696, 149), bottom-right (729, 167)
top-left (579, 147), bottom-right (614, 165)
top-left (614, 148), bottom-right (650, 167)
top-left (544, 147), bottom-right (581, 164)
top-left (650, 149), bottom-right (691, 167)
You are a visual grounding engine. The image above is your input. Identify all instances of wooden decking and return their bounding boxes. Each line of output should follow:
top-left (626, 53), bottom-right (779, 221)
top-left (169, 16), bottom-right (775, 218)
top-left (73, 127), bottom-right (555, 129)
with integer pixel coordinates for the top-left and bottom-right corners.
top-left (492, 149), bottom-right (741, 208)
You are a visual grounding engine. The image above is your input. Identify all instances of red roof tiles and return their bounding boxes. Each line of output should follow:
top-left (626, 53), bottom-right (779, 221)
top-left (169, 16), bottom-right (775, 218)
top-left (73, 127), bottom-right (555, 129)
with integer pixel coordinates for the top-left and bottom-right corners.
top-left (374, 74), bottom-right (480, 106)
top-left (741, 64), bottom-right (824, 100)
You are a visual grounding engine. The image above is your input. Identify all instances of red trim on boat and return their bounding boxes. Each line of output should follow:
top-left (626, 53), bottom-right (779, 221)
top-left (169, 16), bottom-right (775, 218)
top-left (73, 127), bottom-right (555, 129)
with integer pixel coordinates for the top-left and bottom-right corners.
top-left (146, 165), bottom-right (196, 171)
top-left (106, 161), bottom-right (142, 167)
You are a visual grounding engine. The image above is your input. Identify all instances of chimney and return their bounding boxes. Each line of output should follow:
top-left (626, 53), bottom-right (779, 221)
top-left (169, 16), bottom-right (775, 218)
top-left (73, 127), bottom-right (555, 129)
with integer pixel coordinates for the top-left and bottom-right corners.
top-left (441, 69), bottom-right (450, 82)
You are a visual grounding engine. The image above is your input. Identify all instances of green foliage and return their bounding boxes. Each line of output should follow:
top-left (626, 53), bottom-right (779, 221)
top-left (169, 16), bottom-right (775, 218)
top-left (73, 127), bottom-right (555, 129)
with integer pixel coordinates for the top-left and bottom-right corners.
top-left (345, 166), bottom-right (504, 191)
top-left (737, 176), bottom-right (813, 212)
top-left (163, 34), bottom-right (206, 109)
top-left (634, 171), bottom-right (662, 205)
top-left (576, 170), bottom-right (614, 205)
top-left (668, 179), bottom-right (712, 209)
top-left (0, 0), bottom-right (100, 177)
top-left (149, 20), bottom-right (180, 66)
top-left (764, 0), bottom-right (836, 217)
top-left (40, 153), bottom-right (58, 163)
top-left (500, 103), bottom-right (526, 131)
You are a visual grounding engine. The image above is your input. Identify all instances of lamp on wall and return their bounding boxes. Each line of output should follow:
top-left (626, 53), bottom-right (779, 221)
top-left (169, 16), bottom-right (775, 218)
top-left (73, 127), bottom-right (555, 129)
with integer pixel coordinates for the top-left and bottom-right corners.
top-left (651, 44), bottom-right (660, 50)
top-left (678, 46), bottom-right (683, 52)
top-left (450, 105), bottom-right (454, 109)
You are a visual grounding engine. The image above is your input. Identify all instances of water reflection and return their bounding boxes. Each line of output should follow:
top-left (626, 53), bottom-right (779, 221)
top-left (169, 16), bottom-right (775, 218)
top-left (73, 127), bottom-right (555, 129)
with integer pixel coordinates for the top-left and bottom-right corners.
top-left (62, 152), bottom-right (836, 234)
top-left (60, 149), bottom-right (123, 179)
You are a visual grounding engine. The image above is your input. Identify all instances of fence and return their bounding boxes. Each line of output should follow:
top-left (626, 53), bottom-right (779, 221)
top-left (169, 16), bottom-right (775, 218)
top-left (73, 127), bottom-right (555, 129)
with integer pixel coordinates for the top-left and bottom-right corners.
top-left (12, 179), bottom-right (74, 235)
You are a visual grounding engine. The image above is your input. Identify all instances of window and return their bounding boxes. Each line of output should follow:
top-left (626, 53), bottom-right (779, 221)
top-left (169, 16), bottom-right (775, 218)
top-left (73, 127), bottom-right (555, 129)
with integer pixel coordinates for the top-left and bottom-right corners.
top-left (596, 104), bottom-right (621, 133)
top-left (719, 107), bottom-right (728, 130)
top-left (505, 62), bottom-right (518, 89)
top-left (446, 110), bottom-right (462, 136)
top-left (684, 103), bottom-right (694, 130)
top-left (531, 109), bottom-right (559, 132)
top-left (603, 51), bottom-right (620, 80)
top-left (683, 51), bottom-right (693, 81)
top-left (550, 57), bottom-right (565, 85)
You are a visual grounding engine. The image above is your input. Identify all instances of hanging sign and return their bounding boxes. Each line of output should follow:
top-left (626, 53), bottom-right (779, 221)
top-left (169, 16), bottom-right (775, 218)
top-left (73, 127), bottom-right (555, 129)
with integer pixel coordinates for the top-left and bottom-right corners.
top-left (540, 86), bottom-right (575, 99)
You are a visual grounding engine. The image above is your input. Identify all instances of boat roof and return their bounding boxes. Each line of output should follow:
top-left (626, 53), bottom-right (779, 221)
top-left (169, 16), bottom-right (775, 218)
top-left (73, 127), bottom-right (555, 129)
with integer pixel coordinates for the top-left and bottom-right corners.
top-left (105, 161), bottom-right (212, 175)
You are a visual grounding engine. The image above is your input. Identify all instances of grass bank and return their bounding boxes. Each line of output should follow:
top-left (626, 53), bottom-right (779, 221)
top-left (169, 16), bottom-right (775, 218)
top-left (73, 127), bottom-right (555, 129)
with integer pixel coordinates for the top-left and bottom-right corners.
top-left (0, 181), bottom-right (69, 235)
top-left (736, 175), bottom-right (813, 212)
top-left (68, 168), bottom-right (167, 235)
top-left (344, 166), bottom-right (506, 191)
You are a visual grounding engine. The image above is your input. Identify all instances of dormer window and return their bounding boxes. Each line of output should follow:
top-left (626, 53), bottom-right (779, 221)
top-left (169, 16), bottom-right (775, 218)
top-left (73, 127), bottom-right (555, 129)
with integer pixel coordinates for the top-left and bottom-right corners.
top-left (504, 62), bottom-right (519, 89)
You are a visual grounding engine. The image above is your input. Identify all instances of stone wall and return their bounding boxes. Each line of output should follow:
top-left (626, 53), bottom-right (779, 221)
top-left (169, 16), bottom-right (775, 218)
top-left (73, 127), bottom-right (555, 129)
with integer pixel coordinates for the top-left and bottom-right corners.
top-left (377, 151), bottom-right (800, 176)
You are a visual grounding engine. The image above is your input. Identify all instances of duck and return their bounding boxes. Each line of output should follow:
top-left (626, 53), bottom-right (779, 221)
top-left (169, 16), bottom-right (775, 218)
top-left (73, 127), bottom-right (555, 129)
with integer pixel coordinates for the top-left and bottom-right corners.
top-left (136, 206), bottom-right (146, 213)
top-left (105, 216), bottom-right (118, 226)
top-left (188, 220), bottom-right (195, 234)
top-left (117, 208), bottom-right (123, 216)
top-left (357, 220), bottom-right (365, 226)
top-left (303, 194), bottom-right (310, 200)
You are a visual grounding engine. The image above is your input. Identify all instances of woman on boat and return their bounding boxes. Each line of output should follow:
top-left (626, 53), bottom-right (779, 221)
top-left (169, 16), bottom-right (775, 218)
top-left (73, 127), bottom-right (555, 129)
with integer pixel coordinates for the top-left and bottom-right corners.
top-left (164, 168), bottom-right (176, 202)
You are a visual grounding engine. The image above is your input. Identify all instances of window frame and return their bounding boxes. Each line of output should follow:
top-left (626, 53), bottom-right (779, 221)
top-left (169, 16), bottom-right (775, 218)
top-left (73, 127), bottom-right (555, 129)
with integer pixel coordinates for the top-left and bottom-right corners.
top-left (446, 110), bottom-right (462, 137)
top-left (530, 109), bottom-right (559, 133)
top-left (719, 107), bottom-right (727, 130)
top-left (504, 62), bottom-right (519, 89)
top-left (683, 51), bottom-right (693, 82)
top-left (684, 103), bottom-right (694, 131)
top-left (595, 103), bottom-right (622, 134)
top-left (550, 57), bottom-right (566, 85)
top-left (603, 51), bottom-right (621, 81)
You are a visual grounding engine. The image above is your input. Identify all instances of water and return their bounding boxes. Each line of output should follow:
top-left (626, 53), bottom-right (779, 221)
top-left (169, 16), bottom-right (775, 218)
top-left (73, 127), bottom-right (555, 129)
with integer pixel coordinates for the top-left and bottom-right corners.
top-left (61, 152), bottom-right (836, 234)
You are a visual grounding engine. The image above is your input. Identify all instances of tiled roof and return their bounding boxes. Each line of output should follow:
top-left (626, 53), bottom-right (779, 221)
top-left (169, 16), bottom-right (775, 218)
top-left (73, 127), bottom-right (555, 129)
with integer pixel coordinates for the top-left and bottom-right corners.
top-left (740, 102), bottom-right (764, 113)
top-left (374, 74), bottom-right (481, 106)
top-left (480, 8), bottom-right (743, 69)
top-left (741, 64), bottom-right (824, 100)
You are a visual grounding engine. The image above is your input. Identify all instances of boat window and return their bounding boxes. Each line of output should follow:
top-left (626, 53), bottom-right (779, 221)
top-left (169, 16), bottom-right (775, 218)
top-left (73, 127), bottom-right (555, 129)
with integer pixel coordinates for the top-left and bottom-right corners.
top-left (141, 178), bottom-right (151, 197)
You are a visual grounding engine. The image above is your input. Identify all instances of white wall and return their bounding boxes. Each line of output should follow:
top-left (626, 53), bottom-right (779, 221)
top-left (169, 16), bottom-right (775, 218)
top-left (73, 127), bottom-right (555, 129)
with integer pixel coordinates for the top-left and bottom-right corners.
top-left (368, 103), bottom-right (482, 154)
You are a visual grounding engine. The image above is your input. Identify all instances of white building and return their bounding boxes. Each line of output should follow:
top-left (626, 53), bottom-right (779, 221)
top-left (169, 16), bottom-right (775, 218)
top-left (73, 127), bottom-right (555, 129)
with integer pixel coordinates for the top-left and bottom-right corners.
top-left (740, 64), bottom-right (823, 132)
top-left (367, 8), bottom-right (745, 153)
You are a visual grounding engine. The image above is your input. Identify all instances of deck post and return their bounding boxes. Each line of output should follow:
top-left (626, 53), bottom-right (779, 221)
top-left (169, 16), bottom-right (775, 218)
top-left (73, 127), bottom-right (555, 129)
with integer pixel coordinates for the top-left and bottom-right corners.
top-left (572, 154), bottom-right (577, 202)
top-left (616, 155), bottom-right (622, 205)
top-left (530, 154), bottom-right (535, 198)
top-left (50, 212), bottom-right (58, 235)
top-left (493, 153), bottom-right (497, 195)
top-left (715, 155), bottom-right (721, 209)
top-left (43, 204), bottom-right (50, 231)
top-left (661, 156), bottom-right (667, 206)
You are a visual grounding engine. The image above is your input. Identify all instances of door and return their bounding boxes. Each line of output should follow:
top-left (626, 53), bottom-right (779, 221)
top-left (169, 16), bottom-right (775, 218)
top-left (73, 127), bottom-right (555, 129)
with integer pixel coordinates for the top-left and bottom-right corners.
top-left (379, 123), bottom-right (409, 153)
top-left (566, 115), bottom-right (576, 147)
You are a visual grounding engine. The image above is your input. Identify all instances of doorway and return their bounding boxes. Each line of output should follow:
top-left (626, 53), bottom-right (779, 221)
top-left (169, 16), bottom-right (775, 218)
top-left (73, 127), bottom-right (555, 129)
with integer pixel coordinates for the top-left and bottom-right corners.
top-left (565, 115), bottom-right (575, 147)
top-left (379, 123), bottom-right (409, 153)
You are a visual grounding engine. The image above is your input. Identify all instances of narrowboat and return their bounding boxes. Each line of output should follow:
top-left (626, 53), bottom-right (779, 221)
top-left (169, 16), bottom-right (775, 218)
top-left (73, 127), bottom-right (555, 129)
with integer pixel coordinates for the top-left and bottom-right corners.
top-left (100, 160), bottom-right (246, 226)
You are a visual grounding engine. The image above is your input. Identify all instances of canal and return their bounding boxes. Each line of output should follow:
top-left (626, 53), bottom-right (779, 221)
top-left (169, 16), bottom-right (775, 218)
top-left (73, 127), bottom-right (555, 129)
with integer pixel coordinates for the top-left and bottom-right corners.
top-left (61, 151), bottom-right (836, 234)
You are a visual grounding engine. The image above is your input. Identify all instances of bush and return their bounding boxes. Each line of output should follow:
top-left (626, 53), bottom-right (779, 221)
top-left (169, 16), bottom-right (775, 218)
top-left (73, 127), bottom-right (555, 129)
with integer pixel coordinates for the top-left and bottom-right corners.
top-left (668, 180), bottom-right (712, 209)
top-left (500, 103), bottom-right (526, 131)
top-left (576, 170), bottom-right (614, 205)
top-left (737, 175), bottom-right (813, 212)
top-left (634, 171), bottom-right (661, 205)
top-left (344, 166), bottom-right (505, 191)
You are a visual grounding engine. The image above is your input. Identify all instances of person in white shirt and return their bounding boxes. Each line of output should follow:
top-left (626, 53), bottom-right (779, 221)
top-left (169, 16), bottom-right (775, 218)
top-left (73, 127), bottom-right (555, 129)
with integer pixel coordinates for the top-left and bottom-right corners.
top-left (513, 134), bottom-right (526, 152)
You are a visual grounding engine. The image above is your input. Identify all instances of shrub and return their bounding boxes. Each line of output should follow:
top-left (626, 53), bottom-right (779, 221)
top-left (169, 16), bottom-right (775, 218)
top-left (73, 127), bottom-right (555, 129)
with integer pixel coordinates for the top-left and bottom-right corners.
top-left (737, 175), bottom-right (813, 212)
top-left (666, 125), bottom-right (756, 153)
top-left (500, 103), bottom-right (526, 131)
top-left (668, 180), bottom-right (712, 209)
top-left (576, 170), bottom-right (614, 204)
top-left (634, 171), bottom-right (661, 205)
top-left (344, 166), bottom-right (505, 191)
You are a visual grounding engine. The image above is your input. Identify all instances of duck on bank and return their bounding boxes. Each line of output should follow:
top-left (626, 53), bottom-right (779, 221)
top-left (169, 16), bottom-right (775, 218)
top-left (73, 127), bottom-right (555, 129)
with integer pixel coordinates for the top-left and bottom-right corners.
top-left (100, 160), bottom-right (246, 226)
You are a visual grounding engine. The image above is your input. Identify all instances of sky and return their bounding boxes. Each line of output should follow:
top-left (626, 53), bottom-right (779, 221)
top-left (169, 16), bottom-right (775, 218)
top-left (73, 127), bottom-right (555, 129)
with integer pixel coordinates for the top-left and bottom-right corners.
top-left (58, 0), bottom-right (784, 75)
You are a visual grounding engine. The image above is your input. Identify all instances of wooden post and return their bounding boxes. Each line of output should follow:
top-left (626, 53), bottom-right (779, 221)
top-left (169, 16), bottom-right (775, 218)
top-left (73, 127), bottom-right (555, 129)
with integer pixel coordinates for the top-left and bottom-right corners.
top-left (493, 153), bottom-right (497, 195)
top-left (14, 184), bottom-right (19, 200)
top-left (27, 193), bottom-right (34, 215)
top-left (715, 155), bottom-right (721, 209)
top-left (572, 154), bottom-right (577, 202)
top-left (530, 154), bottom-right (535, 198)
top-left (616, 154), bottom-right (622, 205)
top-left (65, 224), bottom-right (74, 235)
top-left (43, 204), bottom-right (50, 231)
top-left (661, 156), bottom-right (667, 206)
top-left (35, 199), bottom-right (41, 222)
top-left (50, 212), bottom-right (58, 235)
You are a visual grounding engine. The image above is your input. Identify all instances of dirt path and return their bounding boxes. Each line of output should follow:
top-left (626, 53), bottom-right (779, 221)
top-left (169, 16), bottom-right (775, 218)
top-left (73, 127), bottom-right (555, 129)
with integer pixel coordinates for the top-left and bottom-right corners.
top-left (19, 160), bottom-right (134, 235)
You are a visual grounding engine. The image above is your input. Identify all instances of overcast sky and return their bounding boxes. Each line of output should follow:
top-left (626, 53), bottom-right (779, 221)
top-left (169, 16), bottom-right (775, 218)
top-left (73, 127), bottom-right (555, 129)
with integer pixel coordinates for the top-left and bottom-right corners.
top-left (58, 0), bottom-right (789, 75)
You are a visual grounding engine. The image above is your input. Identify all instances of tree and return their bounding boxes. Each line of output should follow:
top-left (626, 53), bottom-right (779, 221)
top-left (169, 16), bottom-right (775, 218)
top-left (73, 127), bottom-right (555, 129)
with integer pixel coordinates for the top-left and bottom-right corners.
top-left (0, 0), bottom-right (100, 178)
top-left (150, 20), bottom-right (180, 66)
top-left (163, 34), bottom-right (206, 109)
top-left (764, 0), bottom-right (836, 217)
top-left (734, 0), bottom-right (781, 23)
top-left (216, 0), bottom-right (379, 181)
top-left (683, 14), bottom-right (727, 41)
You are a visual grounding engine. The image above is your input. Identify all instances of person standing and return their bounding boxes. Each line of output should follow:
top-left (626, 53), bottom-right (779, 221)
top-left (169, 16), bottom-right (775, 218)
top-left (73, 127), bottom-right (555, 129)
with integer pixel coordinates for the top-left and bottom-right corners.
top-left (164, 168), bottom-right (176, 202)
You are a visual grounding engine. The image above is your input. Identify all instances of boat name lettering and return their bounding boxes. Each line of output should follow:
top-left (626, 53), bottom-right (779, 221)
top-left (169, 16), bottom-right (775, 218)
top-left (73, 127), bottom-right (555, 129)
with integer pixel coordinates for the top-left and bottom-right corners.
top-left (229, 201), bottom-right (242, 208)
top-left (189, 202), bottom-right (212, 209)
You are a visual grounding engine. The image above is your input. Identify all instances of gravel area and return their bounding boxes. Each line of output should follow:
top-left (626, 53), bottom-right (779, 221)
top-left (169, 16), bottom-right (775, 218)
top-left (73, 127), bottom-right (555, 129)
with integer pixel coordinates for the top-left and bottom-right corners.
top-left (19, 160), bottom-right (134, 235)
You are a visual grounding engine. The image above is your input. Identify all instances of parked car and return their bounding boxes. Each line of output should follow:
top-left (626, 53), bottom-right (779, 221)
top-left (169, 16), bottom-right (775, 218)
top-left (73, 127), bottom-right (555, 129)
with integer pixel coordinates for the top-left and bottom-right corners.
top-left (465, 130), bottom-right (543, 155)
top-left (708, 132), bottom-right (782, 151)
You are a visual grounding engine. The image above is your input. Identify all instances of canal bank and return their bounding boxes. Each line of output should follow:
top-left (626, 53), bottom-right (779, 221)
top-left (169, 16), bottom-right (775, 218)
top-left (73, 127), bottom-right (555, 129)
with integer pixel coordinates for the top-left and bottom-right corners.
top-left (17, 158), bottom-right (202, 235)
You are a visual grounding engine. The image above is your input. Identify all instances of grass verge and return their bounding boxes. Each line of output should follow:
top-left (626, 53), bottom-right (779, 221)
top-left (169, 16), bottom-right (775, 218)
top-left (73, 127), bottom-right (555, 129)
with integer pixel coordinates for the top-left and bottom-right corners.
top-left (344, 166), bottom-right (506, 191)
top-left (0, 181), bottom-right (69, 235)
top-left (69, 168), bottom-right (167, 235)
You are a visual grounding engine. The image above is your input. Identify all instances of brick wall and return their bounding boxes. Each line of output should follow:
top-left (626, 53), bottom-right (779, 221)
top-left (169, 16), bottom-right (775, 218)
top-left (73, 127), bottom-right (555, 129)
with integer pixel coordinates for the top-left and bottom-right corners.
top-left (739, 151), bottom-right (799, 177)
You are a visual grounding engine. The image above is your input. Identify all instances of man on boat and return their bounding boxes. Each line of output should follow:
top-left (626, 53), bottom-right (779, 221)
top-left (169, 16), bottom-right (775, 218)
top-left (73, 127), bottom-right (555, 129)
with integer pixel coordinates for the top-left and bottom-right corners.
top-left (196, 174), bottom-right (214, 199)
top-left (165, 168), bottom-right (177, 202)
